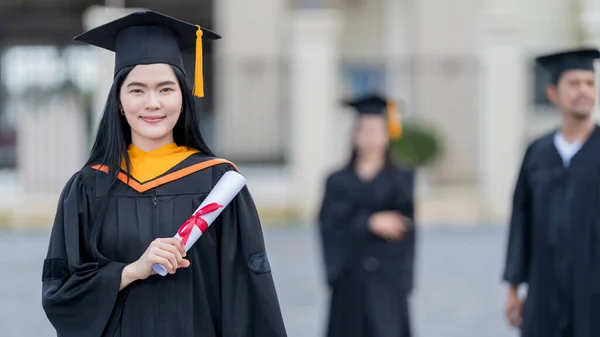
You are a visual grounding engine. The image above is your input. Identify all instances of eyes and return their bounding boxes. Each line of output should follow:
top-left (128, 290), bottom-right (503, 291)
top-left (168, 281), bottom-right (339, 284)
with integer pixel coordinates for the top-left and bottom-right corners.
top-left (129, 87), bottom-right (176, 94)
top-left (564, 77), bottom-right (596, 88)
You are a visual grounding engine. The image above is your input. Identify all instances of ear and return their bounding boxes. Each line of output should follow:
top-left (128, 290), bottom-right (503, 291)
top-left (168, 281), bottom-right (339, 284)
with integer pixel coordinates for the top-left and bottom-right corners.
top-left (546, 84), bottom-right (559, 104)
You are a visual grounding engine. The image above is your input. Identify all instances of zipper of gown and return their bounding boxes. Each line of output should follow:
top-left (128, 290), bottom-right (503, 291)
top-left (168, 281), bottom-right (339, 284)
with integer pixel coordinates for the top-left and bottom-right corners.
top-left (152, 190), bottom-right (158, 233)
top-left (152, 189), bottom-right (164, 334)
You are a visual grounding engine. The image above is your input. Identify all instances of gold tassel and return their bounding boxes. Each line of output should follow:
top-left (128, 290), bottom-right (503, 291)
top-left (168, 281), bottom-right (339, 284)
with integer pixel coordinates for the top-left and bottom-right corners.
top-left (193, 25), bottom-right (204, 98)
top-left (387, 101), bottom-right (403, 140)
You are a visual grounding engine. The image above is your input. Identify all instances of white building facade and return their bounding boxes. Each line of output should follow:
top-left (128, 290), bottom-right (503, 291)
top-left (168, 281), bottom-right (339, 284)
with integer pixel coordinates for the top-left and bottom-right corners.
top-left (1, 0), bottom-right (598, 227)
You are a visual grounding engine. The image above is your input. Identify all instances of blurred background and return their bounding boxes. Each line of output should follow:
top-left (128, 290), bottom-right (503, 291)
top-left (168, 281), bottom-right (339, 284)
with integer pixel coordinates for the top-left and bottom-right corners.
top-left (1, 0), bottom-right (599, 336)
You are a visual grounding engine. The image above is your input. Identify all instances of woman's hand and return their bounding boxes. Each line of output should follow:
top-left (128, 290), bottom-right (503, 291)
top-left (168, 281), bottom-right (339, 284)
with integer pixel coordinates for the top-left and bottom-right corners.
top-left (368, 211), bottom-right (409, 241)
top-left (120, 238), bottom-right (190, 290)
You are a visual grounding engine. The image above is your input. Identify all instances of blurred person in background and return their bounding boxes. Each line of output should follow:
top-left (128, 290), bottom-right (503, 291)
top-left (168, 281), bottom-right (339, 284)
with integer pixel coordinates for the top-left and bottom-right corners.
top-left (317, 94), bottom-right (416, 337)
top-left (40, 10), bottom-right (287, 337)
top-left (503, 47), bottom-right (600, 337)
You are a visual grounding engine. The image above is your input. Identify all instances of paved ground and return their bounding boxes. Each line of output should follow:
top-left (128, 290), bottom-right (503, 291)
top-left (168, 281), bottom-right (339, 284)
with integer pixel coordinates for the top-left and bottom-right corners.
top-left (1, 224), bottom-right (518, 337)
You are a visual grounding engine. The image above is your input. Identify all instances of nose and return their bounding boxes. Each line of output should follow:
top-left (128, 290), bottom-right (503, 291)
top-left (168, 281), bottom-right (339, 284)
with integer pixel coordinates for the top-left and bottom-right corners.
top-left (580, 86), bottom-right (595, 99)
top-left (145, 93), bottom-right (161, 110)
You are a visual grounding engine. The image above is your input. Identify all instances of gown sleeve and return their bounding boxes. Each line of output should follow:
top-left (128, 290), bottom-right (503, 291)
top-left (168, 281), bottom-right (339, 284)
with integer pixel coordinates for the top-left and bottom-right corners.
top-left (397, 169), bottom-right (416, 293)
top-left (317, 174), bottom-right (372, 286)
top-left (214, 165), bottom-right (288, 337)
top-left (41, 172), bottom-right (128, 337)
top-left (502, 147), bottom-right (532, 286)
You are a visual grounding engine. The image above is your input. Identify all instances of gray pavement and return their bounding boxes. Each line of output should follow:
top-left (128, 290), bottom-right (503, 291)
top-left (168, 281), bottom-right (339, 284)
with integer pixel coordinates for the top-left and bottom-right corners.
top-left (1, 224), bottom-right (518, 337)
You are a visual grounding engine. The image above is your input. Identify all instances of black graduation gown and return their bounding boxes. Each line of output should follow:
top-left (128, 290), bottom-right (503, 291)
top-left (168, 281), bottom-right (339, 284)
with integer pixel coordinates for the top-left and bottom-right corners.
top-left (503, 126), bottom-right (600, 337)
top-left (41, 153), bottom-right (288, 337)
top-left (317, 164), bottom-right (416, 337)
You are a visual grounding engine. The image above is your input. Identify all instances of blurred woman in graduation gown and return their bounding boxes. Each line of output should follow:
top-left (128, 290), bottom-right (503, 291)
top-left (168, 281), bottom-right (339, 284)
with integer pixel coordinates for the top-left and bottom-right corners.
top-left (41, 10), bottom-right (287, 337)
top-left (317, 94), bottom-right (416, 337)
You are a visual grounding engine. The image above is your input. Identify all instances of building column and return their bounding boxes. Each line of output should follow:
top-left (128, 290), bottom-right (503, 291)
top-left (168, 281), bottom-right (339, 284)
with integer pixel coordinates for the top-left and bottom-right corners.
top-left (213, 0), bottom-right (286, 161)
top-left (580, 1), bottom-right (600, 45)
top-left (384, 0), bottom-right (414, 109)
top-left (288, 9), bottom-right (342, 220)
top-left (580, 3), bottom-right (600, 121)
top-left (479, 10), bottom-right (526, 221)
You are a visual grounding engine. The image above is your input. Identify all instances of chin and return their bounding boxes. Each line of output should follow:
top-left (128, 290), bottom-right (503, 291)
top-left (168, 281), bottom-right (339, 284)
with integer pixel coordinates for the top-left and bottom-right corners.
top-left (571, 110), bottom-right (593, 121)
top-left (141, 132), bottom-right (172, 140)
top-left (132, 127), bottom-right (171, 140)
top-left (360, 148), bottom-right (386, 158)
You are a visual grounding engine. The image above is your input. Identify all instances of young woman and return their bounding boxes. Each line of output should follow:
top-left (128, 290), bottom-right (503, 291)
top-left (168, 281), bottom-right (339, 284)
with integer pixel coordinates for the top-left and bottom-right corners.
top-left (318, 94), bottom-right (416, 337)
top-left (41, 10), bottom-right (287, 337)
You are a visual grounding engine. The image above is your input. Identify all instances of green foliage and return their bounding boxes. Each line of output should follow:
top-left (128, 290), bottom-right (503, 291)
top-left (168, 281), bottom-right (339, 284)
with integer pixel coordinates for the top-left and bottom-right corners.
top-left (391, 119), bottom-right (443, 168)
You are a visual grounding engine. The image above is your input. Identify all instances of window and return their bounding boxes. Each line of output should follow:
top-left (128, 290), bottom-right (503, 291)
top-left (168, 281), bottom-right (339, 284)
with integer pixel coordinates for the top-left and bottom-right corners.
top-left (532, 61), bottom-right (552, 107)
top-left (341, 60), bottom-right (386, 97)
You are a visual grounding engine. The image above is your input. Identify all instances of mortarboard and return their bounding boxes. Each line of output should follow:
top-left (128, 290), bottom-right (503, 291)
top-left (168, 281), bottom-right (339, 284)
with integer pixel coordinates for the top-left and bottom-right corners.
top-left (342, 93), bottom-right (403, 140)
top-left (535, 47), bottom-right (600, 84)
top-left (73, 10), bottom-right (221, 98)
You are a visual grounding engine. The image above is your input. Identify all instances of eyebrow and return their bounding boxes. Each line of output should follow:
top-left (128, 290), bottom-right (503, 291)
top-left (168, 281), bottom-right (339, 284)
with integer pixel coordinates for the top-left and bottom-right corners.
top-left (126, 80), bottom-right (177, 88)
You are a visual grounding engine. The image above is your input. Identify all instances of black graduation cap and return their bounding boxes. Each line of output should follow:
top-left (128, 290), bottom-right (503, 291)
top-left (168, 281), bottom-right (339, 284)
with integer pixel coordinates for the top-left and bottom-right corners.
top-left (73, 10), bottom-right (221, 98)
top-left (342, 93), bottom-right (403, 140)
top-left (535, 47), bottom-right (600, 84)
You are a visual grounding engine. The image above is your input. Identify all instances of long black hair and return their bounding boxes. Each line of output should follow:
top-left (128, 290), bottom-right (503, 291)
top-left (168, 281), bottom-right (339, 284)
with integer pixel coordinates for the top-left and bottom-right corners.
top-left (85, 64), bottom-right (215, 260)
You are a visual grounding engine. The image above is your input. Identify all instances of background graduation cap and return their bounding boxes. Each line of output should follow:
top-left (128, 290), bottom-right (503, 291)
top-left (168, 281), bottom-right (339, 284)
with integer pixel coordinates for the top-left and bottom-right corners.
top-left (342, 93), bottom-right (403, 140)
top-left (535, 47), bottom-right (600, 85)
top-left (73, 10), bottom-right (221, 98)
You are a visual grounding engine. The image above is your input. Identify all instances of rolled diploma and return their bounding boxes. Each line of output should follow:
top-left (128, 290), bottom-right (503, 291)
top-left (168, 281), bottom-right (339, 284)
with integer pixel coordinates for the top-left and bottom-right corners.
top-left (152, 170), bottom-right (247, 276)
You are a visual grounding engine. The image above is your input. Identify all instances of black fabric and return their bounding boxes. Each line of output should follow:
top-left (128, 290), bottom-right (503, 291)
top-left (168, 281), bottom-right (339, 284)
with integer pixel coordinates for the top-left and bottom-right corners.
top-left (503, 125), bottom-right (600, 337)
top-left (41, 153), bottom-right (287, 337)
top-left (342, 93), bottom-right (389, 116)
top-left (535, 48), bottom-right (600, 84)
top-left (42, 258), bottom-right (70, 281)
top-left (73, 10), bottom-right (220, 77)
top-left (248, 251), bottom-right (272, 275)
top-left (318, 164), bottom-right (415, 337)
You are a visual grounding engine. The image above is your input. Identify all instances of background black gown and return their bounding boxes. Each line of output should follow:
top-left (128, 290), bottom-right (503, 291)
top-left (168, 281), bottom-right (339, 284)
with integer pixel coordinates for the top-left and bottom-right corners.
top-left (41, 153), bottom-right (288, 337)
top-left (503, 126), bottom-right (600, 337)
top-left (318, 163), bottom-right (416, 337)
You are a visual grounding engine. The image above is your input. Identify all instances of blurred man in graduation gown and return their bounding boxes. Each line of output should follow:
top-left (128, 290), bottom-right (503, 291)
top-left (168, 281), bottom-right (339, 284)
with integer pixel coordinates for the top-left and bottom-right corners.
top-left (41, 10), bottom-right (287, 337)
top-left (503, 47), bottom-right (600, 337)
top-left (318, 94), bottom-right (416, 337)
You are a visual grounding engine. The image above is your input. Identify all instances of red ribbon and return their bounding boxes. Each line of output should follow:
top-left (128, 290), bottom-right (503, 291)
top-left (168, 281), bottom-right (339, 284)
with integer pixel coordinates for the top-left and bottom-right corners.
top-left (177, 202), bottom-right (223, 246)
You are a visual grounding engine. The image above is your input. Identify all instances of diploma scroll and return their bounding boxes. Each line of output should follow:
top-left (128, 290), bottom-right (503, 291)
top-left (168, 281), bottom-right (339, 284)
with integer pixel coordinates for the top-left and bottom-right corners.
top-left (152, 171), bottom-right (247, 276)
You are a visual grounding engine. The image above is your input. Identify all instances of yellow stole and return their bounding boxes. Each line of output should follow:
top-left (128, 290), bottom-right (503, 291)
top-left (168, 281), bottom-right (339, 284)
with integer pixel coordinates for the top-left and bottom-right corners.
top-left (123, 142), bottom-right (199, 183)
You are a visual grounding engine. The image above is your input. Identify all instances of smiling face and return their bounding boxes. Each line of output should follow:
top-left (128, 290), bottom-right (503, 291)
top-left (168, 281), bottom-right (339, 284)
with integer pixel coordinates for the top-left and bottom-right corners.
top-left (119, 63), bottom-right (183, 150)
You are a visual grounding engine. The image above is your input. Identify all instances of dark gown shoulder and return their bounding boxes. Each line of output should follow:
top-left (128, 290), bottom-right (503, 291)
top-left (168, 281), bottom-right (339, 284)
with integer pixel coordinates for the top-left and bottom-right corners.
top-left (325, 166), bottom-right (352, 182)
top-left (164, 152), bottom-right (240, 185)
top-left (523, 130), bottom-right (557, 163)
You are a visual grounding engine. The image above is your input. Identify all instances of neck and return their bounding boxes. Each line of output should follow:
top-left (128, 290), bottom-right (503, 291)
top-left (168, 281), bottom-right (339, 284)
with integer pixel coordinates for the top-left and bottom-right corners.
top-left (355, 153), bottom-right (386, 176)
top-left (560, 114), bottom-right (595, 143)
top-left (131, 134), bottom-right (175, 153)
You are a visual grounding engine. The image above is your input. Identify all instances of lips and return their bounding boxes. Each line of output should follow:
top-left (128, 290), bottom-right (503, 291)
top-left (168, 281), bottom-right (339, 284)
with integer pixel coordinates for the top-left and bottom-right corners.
top-left (140, 116), bottom-right (166, 124)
